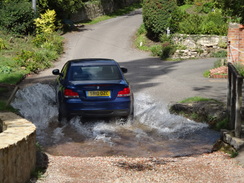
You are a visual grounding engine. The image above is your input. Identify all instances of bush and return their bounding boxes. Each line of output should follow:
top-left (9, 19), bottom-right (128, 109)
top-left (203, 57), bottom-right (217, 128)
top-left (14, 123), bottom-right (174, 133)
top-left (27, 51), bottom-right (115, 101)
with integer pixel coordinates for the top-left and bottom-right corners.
top-left (201, 2), bottom-right (214, 14)
top-left (150, 45), bottom-right (163, 57)
top-left (142, 0), bottom-right (178, 39)
top-left (34, 9), bottom-right (58, 34)
top-left (170, 7), bottom-right (188, 33)
top-left (161, 42), bottom-right (176, 59)
top-left (179, 14), bottom-right (203, 34)
top-left (178, 10), bottom-right (228, 35)
top-left (233, 62), bottom-right (244, 77)
top-left (211, 50), bottom-right (227, 58)
top-left (33, 33), bottom-right (64, 54)
top-left (16, 50), bottom-right (52, 73)
top-left (0, 1), bottom-right (35, 35)
top-left (200, 11), bottom-right (228, 35)
top-left (16, 32), bottom-right (63, 73)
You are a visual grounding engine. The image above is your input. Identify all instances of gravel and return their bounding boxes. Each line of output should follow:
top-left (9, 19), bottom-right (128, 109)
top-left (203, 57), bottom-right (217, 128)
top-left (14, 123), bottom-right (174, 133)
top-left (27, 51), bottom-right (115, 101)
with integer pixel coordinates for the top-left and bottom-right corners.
top-left (34, 151), bottom-right (244, 183)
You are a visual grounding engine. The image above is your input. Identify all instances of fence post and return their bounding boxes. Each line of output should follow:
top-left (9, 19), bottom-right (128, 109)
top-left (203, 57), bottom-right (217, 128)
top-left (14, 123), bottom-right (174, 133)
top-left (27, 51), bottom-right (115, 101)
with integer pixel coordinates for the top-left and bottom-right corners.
top-left (227, 64), bottom-right (231, 121)
top-left (230, 70), bottom-right (236, 130)
top-left (235, 77), bottom-right (243, 137)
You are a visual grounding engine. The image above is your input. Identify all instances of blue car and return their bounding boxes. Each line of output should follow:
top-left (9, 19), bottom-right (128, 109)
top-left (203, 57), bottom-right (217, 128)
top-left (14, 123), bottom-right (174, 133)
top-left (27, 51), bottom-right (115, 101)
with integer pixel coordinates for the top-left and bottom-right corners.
top-left (52, 58), bottom-right (134, 121)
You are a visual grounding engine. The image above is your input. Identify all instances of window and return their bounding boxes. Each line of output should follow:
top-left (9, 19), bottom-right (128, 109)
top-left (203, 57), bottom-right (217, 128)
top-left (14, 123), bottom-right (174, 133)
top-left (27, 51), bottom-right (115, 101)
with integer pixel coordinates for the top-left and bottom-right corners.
top-left (70, 65), bottom-right (122, 81)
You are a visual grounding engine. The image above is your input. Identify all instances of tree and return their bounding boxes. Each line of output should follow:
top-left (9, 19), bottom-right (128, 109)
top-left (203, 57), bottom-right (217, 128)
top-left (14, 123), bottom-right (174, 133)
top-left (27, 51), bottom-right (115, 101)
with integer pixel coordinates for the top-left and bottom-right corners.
top-left (38, 0), bottom-right (85, 19)
top-left (215, 0), bottom-right (244, 24)
top-left (142, 0), bottom-right (178, 40)
top-left (0, 0), bottom-right (35, 35)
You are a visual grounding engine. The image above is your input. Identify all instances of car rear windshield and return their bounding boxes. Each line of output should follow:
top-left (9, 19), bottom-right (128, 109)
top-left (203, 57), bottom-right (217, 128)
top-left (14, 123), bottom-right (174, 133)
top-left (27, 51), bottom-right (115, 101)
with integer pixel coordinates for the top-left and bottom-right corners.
top-left (69, 65), bottom-right (122, 81)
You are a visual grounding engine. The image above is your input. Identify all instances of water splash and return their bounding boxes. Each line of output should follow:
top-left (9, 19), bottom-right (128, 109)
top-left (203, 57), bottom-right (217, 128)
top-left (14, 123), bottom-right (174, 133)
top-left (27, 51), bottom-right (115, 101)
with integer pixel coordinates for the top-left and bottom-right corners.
top-left (134, 93), bottom-right (208, 139)
top-left (11, 83), bottom-right (58, 142)
top-left (11, 83), bottom-right (214, 150)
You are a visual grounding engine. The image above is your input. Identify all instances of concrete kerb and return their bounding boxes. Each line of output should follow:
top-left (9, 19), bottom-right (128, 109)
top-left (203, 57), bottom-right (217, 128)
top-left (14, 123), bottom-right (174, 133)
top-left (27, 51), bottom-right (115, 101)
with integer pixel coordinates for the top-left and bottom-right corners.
top-left (0, 112), bottom-right (36, 183)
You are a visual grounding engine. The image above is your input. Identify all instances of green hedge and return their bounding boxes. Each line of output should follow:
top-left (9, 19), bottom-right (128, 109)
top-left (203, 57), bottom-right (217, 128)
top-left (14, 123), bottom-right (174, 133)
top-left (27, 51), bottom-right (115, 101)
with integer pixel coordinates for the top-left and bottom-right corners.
top-left (0, 1), bottom-right (35, 35)
top-left (142, 0), bottom-right (178, 39)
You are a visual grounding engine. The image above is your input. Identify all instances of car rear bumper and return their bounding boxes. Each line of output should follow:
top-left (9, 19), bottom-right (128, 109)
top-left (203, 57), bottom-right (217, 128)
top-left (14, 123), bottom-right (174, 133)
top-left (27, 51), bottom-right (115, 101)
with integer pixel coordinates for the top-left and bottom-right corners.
top-left (63, 97), bottom-right (133, 117)
top-left (69, 109), bottom-right (130, 117)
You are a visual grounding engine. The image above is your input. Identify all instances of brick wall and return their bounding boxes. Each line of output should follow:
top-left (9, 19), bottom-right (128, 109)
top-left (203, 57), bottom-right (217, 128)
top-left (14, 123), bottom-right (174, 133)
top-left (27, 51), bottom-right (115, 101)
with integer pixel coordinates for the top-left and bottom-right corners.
top-left (0, 112), bottom-right (36, 183)
top-left (228, 23), bottom-right (244, 63)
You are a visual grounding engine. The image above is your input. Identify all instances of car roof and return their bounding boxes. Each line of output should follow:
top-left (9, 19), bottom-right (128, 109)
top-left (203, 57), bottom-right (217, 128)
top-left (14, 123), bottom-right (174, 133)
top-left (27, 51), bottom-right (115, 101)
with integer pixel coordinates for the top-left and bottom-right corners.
top-left (68, 58), bottom-right (118, 66)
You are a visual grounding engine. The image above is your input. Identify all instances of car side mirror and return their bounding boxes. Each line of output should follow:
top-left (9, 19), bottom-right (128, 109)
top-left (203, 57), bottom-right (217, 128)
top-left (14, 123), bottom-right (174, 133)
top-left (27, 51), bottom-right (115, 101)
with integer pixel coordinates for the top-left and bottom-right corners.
top-left (52, 69), bottom-right (63, 76)
top-left (121, 67), bottom-right (128, 73)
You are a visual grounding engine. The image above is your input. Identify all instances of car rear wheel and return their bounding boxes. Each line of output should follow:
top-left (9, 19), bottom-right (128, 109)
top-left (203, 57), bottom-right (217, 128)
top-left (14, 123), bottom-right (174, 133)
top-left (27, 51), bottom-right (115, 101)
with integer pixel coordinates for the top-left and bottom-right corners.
top-left (58, 104), bottom-right (70, 122)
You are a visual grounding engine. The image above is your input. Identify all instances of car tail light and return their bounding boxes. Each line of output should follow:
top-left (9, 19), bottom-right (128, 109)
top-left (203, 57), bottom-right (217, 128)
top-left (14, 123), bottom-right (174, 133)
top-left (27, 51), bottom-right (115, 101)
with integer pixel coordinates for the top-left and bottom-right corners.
top-left (117, 87), bottom-right (131, 97)
top-left (64, 89), bottom-right (79, 98)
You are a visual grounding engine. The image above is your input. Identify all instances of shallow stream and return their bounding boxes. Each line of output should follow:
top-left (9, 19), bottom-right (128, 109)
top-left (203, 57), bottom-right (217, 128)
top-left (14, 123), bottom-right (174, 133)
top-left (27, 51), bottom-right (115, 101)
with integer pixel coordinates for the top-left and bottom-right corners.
top-left (11, 83), bottom-right (220, 157)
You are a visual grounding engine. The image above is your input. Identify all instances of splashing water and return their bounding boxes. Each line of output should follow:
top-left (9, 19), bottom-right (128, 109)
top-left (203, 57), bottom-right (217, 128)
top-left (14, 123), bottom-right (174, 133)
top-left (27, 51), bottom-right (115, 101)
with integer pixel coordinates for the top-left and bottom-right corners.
top-left (11, 83), bottom-right (219, 157)
top-left (11, 83), bottom-right (58, 142)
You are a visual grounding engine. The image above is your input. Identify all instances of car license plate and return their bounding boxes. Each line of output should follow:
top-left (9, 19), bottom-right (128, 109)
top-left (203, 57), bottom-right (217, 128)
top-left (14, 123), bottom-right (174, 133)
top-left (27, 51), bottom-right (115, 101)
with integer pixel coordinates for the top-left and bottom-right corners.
top-left (87, 91), bottom-right (110, 97)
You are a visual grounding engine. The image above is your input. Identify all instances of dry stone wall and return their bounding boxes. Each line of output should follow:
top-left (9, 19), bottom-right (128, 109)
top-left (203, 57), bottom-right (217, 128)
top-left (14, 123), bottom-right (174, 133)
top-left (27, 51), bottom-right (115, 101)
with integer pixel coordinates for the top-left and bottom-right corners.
top-left (71, 0), bottom-right (141, 22)
top-left (0, 112), bottom-right (36, 183)
top-left (172, 34), bottom-right (227, 59)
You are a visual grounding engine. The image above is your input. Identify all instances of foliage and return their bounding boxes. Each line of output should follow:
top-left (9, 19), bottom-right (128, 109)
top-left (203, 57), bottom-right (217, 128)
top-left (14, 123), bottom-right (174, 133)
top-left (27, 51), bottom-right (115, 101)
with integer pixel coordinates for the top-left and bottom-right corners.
top-left (178, 10), bottom-right (227, 35)
top-left (201, 2), bottom-right (214, 13)
top-left (0, 38), bottom-right (8, 50)
top-left (211, 50), bottom-right (227, 58)
top-left (135, 24), bottom-right (176, 59)
top-left (142, 0), bottom-right (178, 39)
top-left (16, 32), bottom-right (63, 73)
top-left (233, 62), bottom-right (244, 77)
top-left (203, 70), bottom-right (210, 78)
top-left (179, 96), bottom-right (219, 103)
top-left (169, 7), bottom-right (188, 33)
top-left (0, 1), bottom-right (35, 35)
top-left (34, 10), bottom-right (58, 34)
top-left (39, 0), bottom-right (85, 19)
top-left (215, 117), bottom-right (228, 130)
top-left (0, 66), bottom-right (12, 74)
top-left (215, 0), bottom-right (244, 24)
top-left (200, 11), bottom-right (228, 35)
top-left (33, 33), bottom-right (64, 53)
top-left (16, 50), bottom-right (51, 72)
top-left (0, 100), bottom-right (16, 112)
top-left (179, 14), bottom-right (203, 34)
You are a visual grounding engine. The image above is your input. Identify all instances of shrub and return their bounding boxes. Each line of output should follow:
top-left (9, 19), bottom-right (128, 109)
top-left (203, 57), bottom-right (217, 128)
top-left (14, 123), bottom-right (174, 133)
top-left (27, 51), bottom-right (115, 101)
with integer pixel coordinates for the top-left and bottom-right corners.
top-left (200, 11), bottom-right (228, 35)
top-left (34, 9), bottom-right (57, 34)
top-left (142, 0), bottom-right (178, 39)
top-left (33, 33), bottom-right (64, 54)
top-left (179, 14), bottom-right (203, 34)
top-left (16, 50), bottom-right (53, 73)
top-left (150, 45), bottom-right (163, 57)
top-left (161, 42), bottom-right (176, 59)
top-left (211, 50), bottom-right (227, 58)
top-left (201, 2), bottom-right (214, 13)
top-left (233, 62), bottom-right (244, 77)
top-left (178, 10), bottom-right (228, 35)
top-left (170, 7), bottom-right (188, 33)
top-left (0, 1), bottom-right (35, 35)
top-left (38, 0), bottom-right (84, 19)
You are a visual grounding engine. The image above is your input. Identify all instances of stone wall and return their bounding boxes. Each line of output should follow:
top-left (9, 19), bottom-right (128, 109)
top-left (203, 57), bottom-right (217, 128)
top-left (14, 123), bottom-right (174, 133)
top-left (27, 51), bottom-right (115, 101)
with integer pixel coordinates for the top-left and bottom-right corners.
top-left (0, 112), bottom-right (36, 183)
top-left (172, 34), bottom-right (227, 59)
top-left (71, 0), bottom-right (141, 22)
